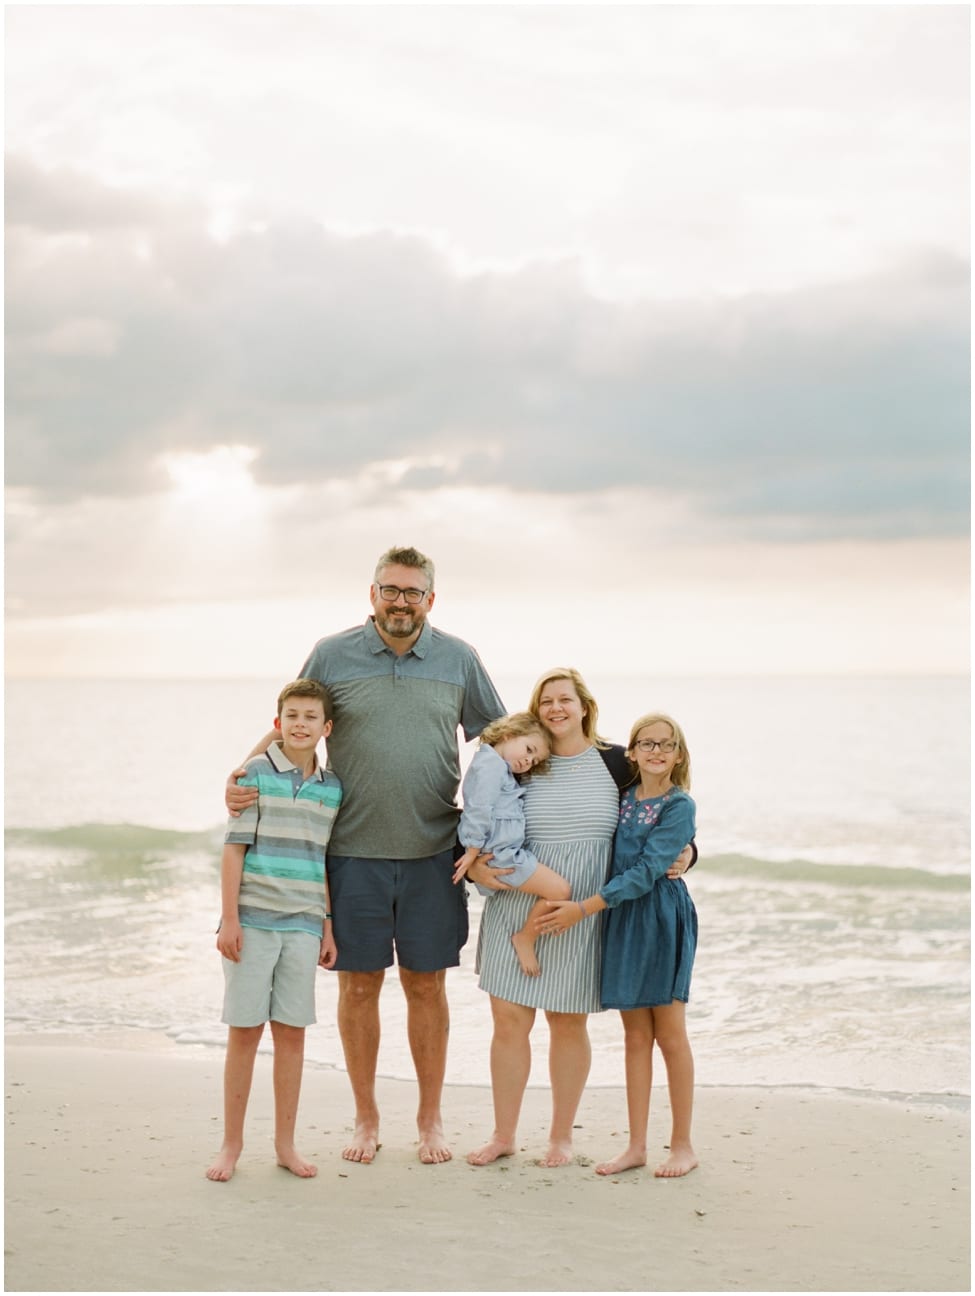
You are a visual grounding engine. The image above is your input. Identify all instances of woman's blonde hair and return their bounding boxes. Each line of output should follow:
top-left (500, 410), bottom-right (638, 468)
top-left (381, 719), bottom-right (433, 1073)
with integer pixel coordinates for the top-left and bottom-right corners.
top-left (626, 713), bottom-right (692, 790)
top-left (479, 710), bottom-right (550, 776)
top-left (528, 667), bottom-right (610, 748)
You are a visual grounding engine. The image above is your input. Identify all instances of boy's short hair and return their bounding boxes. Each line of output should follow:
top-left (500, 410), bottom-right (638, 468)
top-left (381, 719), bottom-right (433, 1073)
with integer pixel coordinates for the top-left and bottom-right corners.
top-left (276, 678), bottom-right (334, 722)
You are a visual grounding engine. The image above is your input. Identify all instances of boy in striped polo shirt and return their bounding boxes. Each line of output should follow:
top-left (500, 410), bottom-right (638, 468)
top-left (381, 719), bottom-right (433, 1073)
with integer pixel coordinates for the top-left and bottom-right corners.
top-left (207, 679), bottom-right (343, 1183)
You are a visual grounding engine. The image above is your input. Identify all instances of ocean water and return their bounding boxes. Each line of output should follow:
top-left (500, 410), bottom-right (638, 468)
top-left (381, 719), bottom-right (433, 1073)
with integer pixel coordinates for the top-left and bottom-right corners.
top-left (4, 674), bottom-right (970, 1108)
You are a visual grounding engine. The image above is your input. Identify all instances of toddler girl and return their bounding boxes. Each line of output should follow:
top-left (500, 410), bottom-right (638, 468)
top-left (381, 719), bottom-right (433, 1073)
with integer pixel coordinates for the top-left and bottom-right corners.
top-left (454, 711), bottom-right (571, 976)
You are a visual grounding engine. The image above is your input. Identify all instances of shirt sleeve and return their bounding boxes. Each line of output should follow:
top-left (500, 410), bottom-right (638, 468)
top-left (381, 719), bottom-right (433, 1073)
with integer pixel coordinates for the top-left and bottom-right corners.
top-left (459, 650), bottom-right (506, 741)
top-left (298, 639), bottom-right (326, 683)
top-left (458, 748), bottom-right (507, 849)
top-left (599, 795), bottom-right (697, 908)
top-left (223, 766), bottom-right (261, 847)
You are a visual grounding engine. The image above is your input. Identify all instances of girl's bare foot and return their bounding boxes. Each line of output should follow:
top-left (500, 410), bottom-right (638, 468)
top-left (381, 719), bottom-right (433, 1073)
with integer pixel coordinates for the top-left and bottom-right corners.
top-left (655, 1142), bottom-right (699, 1177)
top-left (467, 1136), bottom-right (516, 1166)
top-left (276, 1143), bottom-right (318, 1178)
top-left (595, 1146), bottom-right (647, 1176)
top-left (510, 931), bottom-right (541, 976)
top-left (206, 1142), bottom-right (242, 1182)
top-left (342, 1122), bottom-right (381, 1164)
top-left (538, 1138), bottom-right (573, 1167)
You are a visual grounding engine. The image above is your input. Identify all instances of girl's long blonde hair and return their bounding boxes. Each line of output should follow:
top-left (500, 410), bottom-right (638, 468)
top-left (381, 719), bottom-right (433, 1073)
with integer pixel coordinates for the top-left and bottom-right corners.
top-left (626, 713), bottom-right (692, 790)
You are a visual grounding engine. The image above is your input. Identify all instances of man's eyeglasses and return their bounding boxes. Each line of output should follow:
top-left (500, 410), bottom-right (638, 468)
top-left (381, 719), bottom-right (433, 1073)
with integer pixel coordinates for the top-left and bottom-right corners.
top-left (377, 584), bottom-right (430, 605)
top-left (633, 739), bottom-right (678, 753)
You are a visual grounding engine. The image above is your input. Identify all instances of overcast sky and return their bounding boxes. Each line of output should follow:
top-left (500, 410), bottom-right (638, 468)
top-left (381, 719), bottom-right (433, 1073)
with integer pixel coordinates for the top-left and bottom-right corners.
top-left (5, 4), bottom-right (970, 681)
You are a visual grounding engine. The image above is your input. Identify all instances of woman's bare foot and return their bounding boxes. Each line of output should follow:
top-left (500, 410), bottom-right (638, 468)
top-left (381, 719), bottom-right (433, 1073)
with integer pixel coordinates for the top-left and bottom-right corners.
top-left (342, 1122), bottom-right (381, 1164)
top-left (538, 1138), bottom-right (573, 1167)
top-left (595, 1145), bottom-right (647, 1176)
top-left (206, 1142), bottom-right (242, 1182)
top-left (467, 1136), bottom-right (516, 1166)
top-left (417, 1118), bottom-right (452, 1164)
top-left (511, 931), bottom-right (541, 976)
top-left (655, 1142), bottom-right (699, 1177)
top-left (276, 1143), bottom-right (318, 1178)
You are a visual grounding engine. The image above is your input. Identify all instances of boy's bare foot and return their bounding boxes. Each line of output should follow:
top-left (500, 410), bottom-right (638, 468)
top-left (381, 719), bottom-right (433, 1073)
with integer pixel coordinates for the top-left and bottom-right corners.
top-left (206, 1142), bottom-right (242, 1182)
top-left (276, 1143), bottom-right (318, 1178)
top-left (342, 1122), bottom-right (381, 1164)
top-left (655, 1142), bottom-right (699, 1177)
top-left (595, 1146), bottom-right (647, 1176)
top-left (538, 1138), bottom-right (573, 1167)
top-left (418, 1118), bottom-right (452, 1164)
top-left (467, 1136), bottom-right (516, 1166)
top-left (511, 931), bottom-right (541, 976)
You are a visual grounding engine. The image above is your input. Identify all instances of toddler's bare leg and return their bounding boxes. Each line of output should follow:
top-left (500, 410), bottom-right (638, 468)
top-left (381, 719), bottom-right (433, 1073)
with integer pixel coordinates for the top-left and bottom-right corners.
top-left (511, 864), bottom-right (571, 976)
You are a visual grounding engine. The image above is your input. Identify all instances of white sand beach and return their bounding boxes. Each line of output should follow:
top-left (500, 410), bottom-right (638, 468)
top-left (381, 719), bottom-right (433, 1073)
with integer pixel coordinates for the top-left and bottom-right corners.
top-left (4, 1036), bottom-right (969, 1293)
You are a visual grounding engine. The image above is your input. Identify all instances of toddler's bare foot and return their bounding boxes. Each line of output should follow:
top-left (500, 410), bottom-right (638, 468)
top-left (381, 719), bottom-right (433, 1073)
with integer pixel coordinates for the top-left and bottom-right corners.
top-left (655, 1142), bottom-right (699, 1177)
top-left (595, 1146), bottom-right (647, 1176)
top-left (206, 1142), bottom-right (242, 1182)
top-left (467, 1136), bottom-right (516, 1166)
top-left (417, 1118), bottom-right (452, 1164)
top-left (538, 1138), bottom-right (573, 1167)
top-left (342, 1121), bottom-right (381, 1164)
top-left (511, 931), bottom-right (541, 976)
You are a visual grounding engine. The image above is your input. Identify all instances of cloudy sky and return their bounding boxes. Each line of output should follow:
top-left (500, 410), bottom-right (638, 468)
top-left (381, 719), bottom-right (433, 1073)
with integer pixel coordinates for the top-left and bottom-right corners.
top-left (5, 4), bottom-right (969, 680)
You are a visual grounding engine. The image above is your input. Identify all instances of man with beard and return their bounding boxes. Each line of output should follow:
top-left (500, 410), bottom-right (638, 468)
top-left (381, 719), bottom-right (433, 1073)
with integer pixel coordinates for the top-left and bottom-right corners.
top-left (227, 546), bottom-right (504, 1166)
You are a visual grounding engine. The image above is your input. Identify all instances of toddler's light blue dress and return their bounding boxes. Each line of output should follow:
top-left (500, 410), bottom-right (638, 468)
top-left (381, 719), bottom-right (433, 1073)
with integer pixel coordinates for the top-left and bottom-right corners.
top-left (459, 745), bottom-right (540, 896)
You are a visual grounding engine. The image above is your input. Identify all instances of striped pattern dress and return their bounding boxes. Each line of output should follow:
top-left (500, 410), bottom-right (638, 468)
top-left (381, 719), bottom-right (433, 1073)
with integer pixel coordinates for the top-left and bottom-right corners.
top-left (475, 745), bottom-right (619, 1012)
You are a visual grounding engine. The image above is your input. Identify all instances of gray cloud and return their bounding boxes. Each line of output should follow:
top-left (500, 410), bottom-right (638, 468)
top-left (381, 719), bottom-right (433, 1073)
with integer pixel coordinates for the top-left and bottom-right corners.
top-left (4, 155), bottom-right (173, 232)
top-left (6, 156), bottom-right (968, 538)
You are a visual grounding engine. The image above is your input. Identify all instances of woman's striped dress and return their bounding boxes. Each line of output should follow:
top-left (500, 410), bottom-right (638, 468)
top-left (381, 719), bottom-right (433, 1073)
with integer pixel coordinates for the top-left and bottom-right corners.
top-left (475, 746), bottom-right (619, 1013)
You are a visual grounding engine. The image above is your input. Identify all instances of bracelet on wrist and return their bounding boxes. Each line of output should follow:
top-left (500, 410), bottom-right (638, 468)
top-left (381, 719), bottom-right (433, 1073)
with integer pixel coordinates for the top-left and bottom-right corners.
top-left (577, 901), bottom-right (587, 920)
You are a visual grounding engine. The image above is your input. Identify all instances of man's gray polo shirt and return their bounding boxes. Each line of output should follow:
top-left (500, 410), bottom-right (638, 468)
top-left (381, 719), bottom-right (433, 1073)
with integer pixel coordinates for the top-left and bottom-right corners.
top-left (299, 618), bottom-right (505, 859)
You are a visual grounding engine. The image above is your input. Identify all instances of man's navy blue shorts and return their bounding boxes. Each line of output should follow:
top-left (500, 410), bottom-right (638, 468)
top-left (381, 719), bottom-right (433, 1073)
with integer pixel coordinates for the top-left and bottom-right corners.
top-left (326, 847), bottom-right (469, 973)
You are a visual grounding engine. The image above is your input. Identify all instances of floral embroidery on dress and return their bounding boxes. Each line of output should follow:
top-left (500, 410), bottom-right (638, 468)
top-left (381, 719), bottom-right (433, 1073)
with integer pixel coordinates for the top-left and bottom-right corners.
top-left (618, 786), bottom-right (677, 830)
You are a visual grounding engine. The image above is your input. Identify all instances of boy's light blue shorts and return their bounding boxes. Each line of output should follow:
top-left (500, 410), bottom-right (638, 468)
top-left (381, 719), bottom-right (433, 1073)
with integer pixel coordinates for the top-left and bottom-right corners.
top-left (221, 926), bottom-right (319, 1028)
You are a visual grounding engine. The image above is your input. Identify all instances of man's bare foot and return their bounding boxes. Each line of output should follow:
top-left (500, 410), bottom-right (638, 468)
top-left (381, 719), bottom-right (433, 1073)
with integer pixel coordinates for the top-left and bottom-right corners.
top-left (467, 1136), bottom-right (516, 1166)
top-left (595, 1146), bottom-right (647, 1176)
top-left (655, 1142), bottom-right (699, 1177)
top-left (511, 931), bottom-right (541, 976)
top-left (206, 1142), bottom-right (242, 1182)
top-left (276, 1143), bottom-right (318, 1178)
top-left (417, 1119), bottom-right (452, 1164)
top-left (342, 1122), bottom-right (381, 1164)
top-left (538, 1138), bottom-right (573, 1167)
